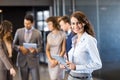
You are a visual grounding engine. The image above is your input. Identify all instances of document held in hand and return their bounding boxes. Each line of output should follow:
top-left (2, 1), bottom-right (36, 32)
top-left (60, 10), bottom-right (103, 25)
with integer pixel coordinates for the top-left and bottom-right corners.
top-left (23, 43), bottom-right (37, 49)
top-left (53, 55), bottom-right (70, 72)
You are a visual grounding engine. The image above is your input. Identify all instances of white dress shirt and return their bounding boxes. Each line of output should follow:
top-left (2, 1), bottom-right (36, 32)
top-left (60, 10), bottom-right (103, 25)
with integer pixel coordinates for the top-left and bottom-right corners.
top-left (67, 29), bottom-right (72, 35)
top-left (68, 32), bottom-right (102, 74)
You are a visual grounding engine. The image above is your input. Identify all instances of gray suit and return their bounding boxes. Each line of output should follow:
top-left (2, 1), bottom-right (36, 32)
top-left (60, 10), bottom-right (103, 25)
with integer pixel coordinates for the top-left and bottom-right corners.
top-left (0, 39), bottom-right (13, 80)
top-left (13, 28), bottom-right (42, 80)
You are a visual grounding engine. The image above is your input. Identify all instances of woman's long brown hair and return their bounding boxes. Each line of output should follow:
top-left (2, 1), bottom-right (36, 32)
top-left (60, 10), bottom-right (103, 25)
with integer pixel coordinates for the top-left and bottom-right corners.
top-left (0, 20), bottom-right (13, 42)
top-left (70, 11), bottom-right (95, 37)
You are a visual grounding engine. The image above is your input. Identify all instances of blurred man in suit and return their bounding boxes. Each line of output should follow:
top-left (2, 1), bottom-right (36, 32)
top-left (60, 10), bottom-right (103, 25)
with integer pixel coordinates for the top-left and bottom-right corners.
top-left (58, 16), bottom-right (75, 58)
top-left (58, 16), bottom-right (75, 80)
top-left (13, 14), bottom-right (42, 80)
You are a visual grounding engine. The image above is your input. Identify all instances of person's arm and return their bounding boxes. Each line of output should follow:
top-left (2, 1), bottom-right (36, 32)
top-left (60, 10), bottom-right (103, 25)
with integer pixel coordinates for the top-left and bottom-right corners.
top-left (13, 29), bottom-right (29, 55)
top-left (46, 41), bottom-right (52, 62)
top-left (59, 38), bottom-right (66, 57)
top-left (35, 31), bottom-right (42, 53)
top-left (59, 32), bottom-right (66, 57)
top-left (0, 41), bottom-right (16, 76)
top-left (46, 36), bottom-right (58, 68)
top-left (29, 30), bottom-right (42, 54)
top-left (75, 38), bottom-right (102, 71)
top-left (13, 29), bottom-right (20, 51)
top-left (0, 41), bottom-right (13, 70)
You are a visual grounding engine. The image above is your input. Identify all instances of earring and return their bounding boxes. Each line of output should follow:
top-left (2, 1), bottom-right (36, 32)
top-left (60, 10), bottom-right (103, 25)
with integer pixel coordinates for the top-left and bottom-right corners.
top-left (83, 23), bottom-right (85, 26)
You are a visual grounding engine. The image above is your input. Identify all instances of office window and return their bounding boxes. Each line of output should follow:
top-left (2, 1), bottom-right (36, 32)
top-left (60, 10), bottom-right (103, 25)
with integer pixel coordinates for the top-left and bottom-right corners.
top-left (37, 10), bottom-right (49, 31)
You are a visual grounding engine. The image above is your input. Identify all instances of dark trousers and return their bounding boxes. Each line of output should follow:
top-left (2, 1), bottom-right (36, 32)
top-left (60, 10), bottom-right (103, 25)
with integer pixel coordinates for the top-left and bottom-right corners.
top-left (19, 64), bottom-right (40, 80)
top-left (7, 70), bottom-right (13, 80)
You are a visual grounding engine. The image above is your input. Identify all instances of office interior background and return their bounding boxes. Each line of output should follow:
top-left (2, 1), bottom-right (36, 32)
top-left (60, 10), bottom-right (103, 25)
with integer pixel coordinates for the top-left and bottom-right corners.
top-left (0, 0), bottom-right (120, 80)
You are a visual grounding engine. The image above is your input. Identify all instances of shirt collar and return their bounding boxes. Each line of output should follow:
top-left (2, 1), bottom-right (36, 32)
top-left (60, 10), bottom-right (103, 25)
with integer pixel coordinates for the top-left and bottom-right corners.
top-left (67, 29), bottom-right (72, 35)
top-left (72, 32), bottom-right (87, 43)
top-left (25, 27), bottom-right (34, 32)
top-left (80, 32), bottom-right (88, 43)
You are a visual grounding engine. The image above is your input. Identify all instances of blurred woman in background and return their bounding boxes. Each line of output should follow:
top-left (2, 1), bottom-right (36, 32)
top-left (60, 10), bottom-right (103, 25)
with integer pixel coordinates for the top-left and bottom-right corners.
top-left (0, 20), bottom-right (16, 80)
top-left (46, 16), bottom-right (66, 80)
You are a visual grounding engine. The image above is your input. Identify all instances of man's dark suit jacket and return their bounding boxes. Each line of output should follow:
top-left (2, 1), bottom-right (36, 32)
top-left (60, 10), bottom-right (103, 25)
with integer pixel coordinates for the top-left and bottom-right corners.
top-left (66, 32), bottom-right (75, 53)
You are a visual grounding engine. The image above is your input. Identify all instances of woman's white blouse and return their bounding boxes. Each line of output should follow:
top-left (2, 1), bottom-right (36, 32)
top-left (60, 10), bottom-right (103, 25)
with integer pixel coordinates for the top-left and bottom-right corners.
top-left (68, 32), bottom-right (102, 73)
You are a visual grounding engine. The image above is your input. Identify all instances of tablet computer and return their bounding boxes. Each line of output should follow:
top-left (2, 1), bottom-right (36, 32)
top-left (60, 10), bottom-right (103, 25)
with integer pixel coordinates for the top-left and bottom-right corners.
top-left (53, 55), bottom-right (70, 72)
top-left (23, 43), bottom-right (37, 49)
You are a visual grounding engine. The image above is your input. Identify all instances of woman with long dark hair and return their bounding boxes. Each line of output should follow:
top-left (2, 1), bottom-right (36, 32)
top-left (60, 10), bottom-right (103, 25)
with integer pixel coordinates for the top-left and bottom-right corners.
top-left (61, 11), bottom-right (102, 80)
top-left (0, 20), bottom-right (16, 80)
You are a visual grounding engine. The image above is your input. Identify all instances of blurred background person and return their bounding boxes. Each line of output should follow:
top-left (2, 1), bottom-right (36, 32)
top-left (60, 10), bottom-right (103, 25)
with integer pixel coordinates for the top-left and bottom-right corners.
top-left (0, 20), bottom-right (16, 80)
top-left (46, 16), bottom-right (66, 80)
top-left (58, 16), bottom-right (75, 80)
top-left (58, 15), bottom-right (75, 59)
top-left (13, 14), bottom-right (42, 80)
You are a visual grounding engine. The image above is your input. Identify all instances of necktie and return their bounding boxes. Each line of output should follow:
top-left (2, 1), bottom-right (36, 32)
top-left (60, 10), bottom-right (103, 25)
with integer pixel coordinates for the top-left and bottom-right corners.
top-left (25, 30), bottom-right (30, 42)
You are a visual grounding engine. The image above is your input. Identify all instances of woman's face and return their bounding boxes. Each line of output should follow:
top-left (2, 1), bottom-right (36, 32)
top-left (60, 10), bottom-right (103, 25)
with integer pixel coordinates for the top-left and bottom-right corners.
top-left (47, 21), bottom-right (54, 31)
top-left (71, 17), bottom-right (84, 34)
top-left (4, 29), bottom-right (12, 40)
top-left (5, 26), bottom-right (12, 36)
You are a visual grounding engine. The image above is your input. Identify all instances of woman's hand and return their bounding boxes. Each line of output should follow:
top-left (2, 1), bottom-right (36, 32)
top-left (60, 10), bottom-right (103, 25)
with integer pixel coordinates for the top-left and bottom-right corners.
top-left (10, 68), bottom-right (16, 77)
top-left (60, 64), bottom-right (65, 69)
top-left (66, 61), bottom-right (76, 70)
top-left (50, 59), bottom-right (58, 68)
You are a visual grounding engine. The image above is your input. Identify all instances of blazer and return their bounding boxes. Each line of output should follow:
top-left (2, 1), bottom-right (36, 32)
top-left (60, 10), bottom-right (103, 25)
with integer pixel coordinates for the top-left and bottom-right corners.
top-left (0, 39), bottom-right (13, 70)
top-left (13, 28), bottom-right (42, 68)
top-left (66, 31), bottom-right (75, 53)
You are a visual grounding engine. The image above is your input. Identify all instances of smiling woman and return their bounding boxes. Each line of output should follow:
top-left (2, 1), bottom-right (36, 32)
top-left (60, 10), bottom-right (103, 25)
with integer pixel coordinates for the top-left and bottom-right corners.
top-left (61, 11), bottom-right (102, 80)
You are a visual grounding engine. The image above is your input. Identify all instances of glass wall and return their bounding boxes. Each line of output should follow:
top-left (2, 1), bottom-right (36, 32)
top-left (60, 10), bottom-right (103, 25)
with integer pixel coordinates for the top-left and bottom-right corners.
top-left (99, 1), bottom-right (120, 79)
top-left (36, 10), bottom-right (50, 63)
top-left (37, 10), bottom-right (49, 31)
